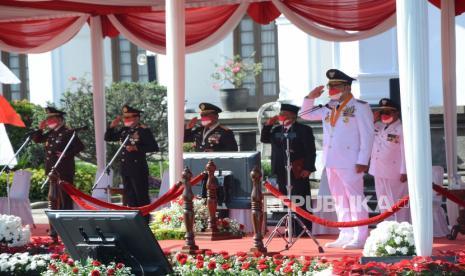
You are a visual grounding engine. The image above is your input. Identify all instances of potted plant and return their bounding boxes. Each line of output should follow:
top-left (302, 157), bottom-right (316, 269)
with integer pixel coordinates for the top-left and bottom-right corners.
top-left (211, 53), bottom-right (262, 111)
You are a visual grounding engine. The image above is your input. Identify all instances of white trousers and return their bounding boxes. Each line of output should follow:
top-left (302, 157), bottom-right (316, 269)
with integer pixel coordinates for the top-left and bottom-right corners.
top-left (326, 168), bottom-right (368, 241)
top-left (374, 177), bottom-right (411, 223)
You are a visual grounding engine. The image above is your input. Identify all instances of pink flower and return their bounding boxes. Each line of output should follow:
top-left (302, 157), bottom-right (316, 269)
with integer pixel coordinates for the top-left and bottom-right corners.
top-left (226, 59), bottom-right (233, 66)
top-left (217, 66), bottom-right (225, 72)
top-left (232, 66), bottom-right (241, 73)
top-left (68, 76), bottom-right (77, 81)
top-left (212, 83), bottom-right (221, 90)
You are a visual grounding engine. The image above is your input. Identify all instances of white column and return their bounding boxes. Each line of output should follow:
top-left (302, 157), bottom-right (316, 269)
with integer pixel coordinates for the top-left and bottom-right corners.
top-left (89, 16), bottom-right (107, 183)
top-left (396, 0), bottom-right (433, 256)
top-left (441, 0), bottom-right (458, 186)
top-left (441, 0), bottom-right (461, 233)
top-left (166, 0), bottom-right (185, 186)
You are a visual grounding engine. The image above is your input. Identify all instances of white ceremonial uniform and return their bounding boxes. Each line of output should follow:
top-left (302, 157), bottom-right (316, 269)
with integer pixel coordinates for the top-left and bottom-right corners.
top-left (369, 120), bottom-right (411, 222)
top-left (301, 96), bottom-right (374, 243)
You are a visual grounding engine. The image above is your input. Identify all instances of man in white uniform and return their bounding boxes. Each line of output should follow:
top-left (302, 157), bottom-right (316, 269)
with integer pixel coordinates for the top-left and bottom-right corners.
top-left (301, 69), bottom-right (374, 249)
top-left (369, 98), bottom-right (410, 222)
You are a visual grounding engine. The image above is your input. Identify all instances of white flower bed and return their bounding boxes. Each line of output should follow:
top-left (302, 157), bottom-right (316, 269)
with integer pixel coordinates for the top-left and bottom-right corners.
top-left (0, 215), bottom-right (30, 247)
top-left (363, 221), bottom-right (416, 257)
top-left (0, 253), bottom-right (50, 275)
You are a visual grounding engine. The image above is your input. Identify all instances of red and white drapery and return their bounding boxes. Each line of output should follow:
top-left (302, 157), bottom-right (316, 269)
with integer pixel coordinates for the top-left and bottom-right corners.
top-left (0, 0), bottom-right (402, 55)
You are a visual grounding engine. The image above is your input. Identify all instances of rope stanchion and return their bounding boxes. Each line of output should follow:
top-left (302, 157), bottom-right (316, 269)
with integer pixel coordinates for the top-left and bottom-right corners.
top-left (62, 172), bottom-right (206, 215)
top-left (264, 181), bottom-right (410, 228)
top-left (433, 184), bottom-right (465, 208)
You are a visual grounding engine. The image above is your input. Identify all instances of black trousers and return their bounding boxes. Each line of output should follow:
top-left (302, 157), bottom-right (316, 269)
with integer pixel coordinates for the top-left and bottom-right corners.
top-left (48, 173), bottom-right (74, 239)
top-left (277, 174), bottom-right (312, 235)
top-left (122, 174), bottom-right (151, 223)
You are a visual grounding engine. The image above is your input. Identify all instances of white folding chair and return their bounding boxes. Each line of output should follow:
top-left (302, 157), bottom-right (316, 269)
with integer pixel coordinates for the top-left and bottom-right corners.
top-left (152, 170), bottom-right (170, 210)
top-left (0, 170), bottom-right (34, 225)
top-left (432, 166), bottom-right (450, 237)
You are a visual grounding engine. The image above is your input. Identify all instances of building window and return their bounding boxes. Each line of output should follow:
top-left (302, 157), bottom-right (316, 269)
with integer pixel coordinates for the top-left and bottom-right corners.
top-left (1, 52), bottom-right (29, 100)
top-left (234, 16), bottom-right (279, 110)
top-left (111, 36), bottom-right (154, 82)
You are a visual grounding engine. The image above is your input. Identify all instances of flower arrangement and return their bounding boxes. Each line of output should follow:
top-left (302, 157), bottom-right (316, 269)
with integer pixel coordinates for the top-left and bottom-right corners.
top-left (0, 252), bottom-right (51, 275)
top-left (42, 254), bottom-right (132, 276)
top-left (0, 237), bottom-right (64, 255)
top-left (169, 251), bottom-right (332, 275)
top-left (150, 197), bottom-right (245, 239)
top-left (0, 215), bottom-right (31, 247)
top-left (211, 54), bottom-right (263, 89)
top-left (363, 221), bottom-right (416, 257)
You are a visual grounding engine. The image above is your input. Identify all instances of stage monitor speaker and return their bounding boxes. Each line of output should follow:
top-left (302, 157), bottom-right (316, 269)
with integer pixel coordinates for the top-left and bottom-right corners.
top-left (46, 210), bottom-right (172, 275)
top-left (183, 151), bottom-right (261, 209)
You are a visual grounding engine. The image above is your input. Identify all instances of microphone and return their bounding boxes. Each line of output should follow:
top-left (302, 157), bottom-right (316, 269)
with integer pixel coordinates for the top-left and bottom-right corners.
top-left (71, 126), bottom-right (89, 132)
top-left (24, 129), bottom-right (41, 137)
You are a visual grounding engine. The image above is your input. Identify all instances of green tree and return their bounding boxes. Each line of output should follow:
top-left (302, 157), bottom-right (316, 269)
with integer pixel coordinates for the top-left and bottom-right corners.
top-left (60, 78), bottom-right (168, 166)
top-left (5, 100), bottom-right (46, 168)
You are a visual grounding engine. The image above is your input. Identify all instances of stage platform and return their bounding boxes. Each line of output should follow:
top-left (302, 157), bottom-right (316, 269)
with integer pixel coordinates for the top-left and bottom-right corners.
top-left (31, 224), bottom-right (465, 259)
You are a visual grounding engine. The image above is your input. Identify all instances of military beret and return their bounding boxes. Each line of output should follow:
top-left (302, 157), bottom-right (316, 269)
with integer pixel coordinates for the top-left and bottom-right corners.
top-left (122, 104), bottom-right (142, 115)
top-left (326, 69), bottom-right (356, 85)
top-left (377, 98), bottom-right (399, 111)
top-left (45, 106), bottom-right (66, 118)
top-left (199, 102), bottom-right (222, 115)
top-left (280, 103), bottom-right (300, 114)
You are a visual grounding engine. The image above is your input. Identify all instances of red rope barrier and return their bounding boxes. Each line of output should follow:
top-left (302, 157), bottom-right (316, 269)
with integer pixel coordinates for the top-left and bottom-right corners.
top-left (63, 173), bottom-right (206, 215)
top-left (264, 181), bottom-right (410, 228)
top-left (433, 183), bottom-right (465, 208)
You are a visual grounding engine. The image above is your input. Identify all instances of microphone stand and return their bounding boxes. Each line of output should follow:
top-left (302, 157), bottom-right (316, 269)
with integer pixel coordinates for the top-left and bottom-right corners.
top-left (298, 104), bottom-right (330, 117)
top-left (264, 122), bottom-right (324, 253)
top-left (91, 133), bottom-right (130, 192)
top-left (1, 134), bottom-right (33, 215)
top-left (41, 130), bottom-right (78, 189)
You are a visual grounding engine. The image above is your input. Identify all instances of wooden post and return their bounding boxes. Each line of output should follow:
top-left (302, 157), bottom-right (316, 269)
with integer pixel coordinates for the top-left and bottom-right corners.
top-left (206, 160), bottom-right (218, 232)
top-left (249, 166), bottom-right (267, 254)
top-left (181, 167), bottom-right (199, 254)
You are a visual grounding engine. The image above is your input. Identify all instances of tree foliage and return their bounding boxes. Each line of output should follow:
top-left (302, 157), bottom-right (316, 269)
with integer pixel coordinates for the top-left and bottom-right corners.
top-left (5, 100), bottom-right (46, 168)
top-left (59, 78), bottom-right (168, 165)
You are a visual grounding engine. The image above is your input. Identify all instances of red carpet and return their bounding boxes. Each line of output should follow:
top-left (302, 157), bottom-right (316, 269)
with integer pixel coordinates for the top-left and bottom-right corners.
top-left (32, 224), bottom-right (465, 259)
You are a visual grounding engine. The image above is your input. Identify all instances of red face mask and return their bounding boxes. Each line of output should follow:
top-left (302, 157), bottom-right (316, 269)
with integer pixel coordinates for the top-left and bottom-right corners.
top-left (123, 119), bottom-right (135, 127)
top-left (328, 88), bottom-right (341, 96)
top-left (381, 114), bottom-right (394, 124)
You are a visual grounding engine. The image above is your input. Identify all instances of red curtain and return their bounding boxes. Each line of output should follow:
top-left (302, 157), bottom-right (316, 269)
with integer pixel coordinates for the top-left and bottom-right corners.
top-left (282, 0), bottom-right (396, 31)
top-left (429, 0), bottom-right (465, 16)
top-left (108, 4), bottom-right (240, 46)
top-left (247, 2), bottom-right (281, 25)
top-left (0, 16), bottom-right (81, 49)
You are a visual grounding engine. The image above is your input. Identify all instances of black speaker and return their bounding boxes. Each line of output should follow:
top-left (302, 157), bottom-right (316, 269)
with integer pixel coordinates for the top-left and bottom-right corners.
top-left (389, 78), bottom-right (401, 112)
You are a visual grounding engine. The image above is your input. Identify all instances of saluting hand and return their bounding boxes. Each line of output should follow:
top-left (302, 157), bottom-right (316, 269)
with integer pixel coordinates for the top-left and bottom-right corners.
top-left (266, 116), bottom-right (279, 126)
top-left (39, 120), bottom-right (47, 130)
top-left (110, 116), bottom-right (121, 128)
top-left (186, 117), bottom-right (198, 129)
top-left (355, 164), bottom-right (368, 174)
top-left (306, 85), bottom-right (325, 99)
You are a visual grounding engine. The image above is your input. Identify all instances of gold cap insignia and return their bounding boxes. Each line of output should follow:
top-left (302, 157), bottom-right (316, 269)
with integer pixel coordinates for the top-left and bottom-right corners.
top-left (200, 104), bottom-right (205, 110)
top-left (123, 107), bottom-right (128, 112)
top-left (328, 71), bottom-right (335, 78)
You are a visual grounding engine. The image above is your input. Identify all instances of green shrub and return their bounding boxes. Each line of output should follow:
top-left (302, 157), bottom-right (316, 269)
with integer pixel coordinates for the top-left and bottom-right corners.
top-left (0, 161), bottom-right (96, 202)
top-left (261, 159), bottom-right (272, 178)
top-left (151, 228), bottom-right (185, 240)
top-left (148, 161), bottom-right (169, 179)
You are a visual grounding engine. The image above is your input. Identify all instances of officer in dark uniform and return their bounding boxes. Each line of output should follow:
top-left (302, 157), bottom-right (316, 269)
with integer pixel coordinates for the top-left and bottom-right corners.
top-left (260, 103), bottom-right (316, 234)
top-left (104, 105), bottom-right (159, 223)
top-left (32, 107), bottom-right (84, 241)
top-left (184, 103), bottom-right (238, 152)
